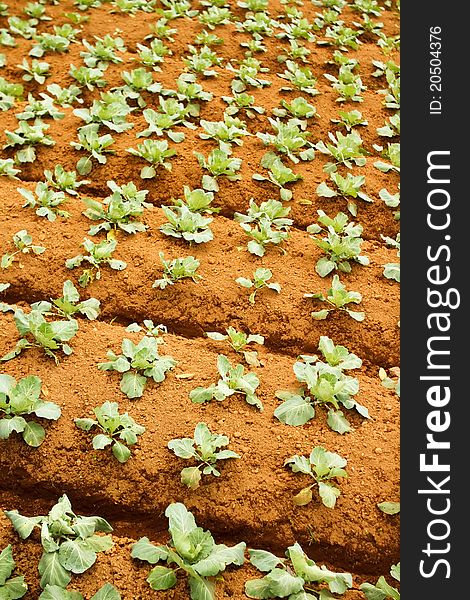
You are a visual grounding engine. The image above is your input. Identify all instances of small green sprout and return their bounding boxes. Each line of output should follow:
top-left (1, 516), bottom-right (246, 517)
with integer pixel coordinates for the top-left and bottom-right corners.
top-left (153, 253), bottom-right (202, 289)
top-left (65, 238), bottom-right (127, 287)
top-left (236, 268), bottom-right (281, 304)
top-left (1, 230), bottom-right (45, 270)
top-left (305, 274), bottom-right (365, 321)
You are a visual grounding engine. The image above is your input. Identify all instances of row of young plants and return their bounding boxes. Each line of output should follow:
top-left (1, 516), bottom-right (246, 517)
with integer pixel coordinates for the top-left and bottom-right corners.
top-left (1, 495), bottom-right (400, 600)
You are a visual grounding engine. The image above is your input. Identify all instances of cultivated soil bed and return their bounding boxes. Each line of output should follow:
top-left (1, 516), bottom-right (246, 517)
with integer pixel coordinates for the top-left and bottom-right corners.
top-left (0, 0), bottom-right (400, 598)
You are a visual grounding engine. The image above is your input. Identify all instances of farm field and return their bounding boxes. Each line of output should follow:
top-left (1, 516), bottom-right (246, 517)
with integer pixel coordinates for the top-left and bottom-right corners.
top-left (0, 1), bottom-right (400, 599)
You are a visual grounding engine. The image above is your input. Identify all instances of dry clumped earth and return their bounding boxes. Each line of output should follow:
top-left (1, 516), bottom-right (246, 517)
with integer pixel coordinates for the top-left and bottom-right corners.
top-left (0, 0), bottom-right (400, 598)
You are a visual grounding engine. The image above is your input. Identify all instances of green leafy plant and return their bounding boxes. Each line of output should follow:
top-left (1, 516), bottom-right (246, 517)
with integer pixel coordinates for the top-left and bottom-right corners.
top-left (82, 180), bottom-right (150, 235)
top-left (131, 503), bottom-right (245, 600)
top-left (222, 92), bottom-right (265, 119)
top-left (190, 354), bottom-right (262, 410)
top-left (278, 60), bottom-right (319, 95)
top-left (324, 65), bottom-right (366, 102)
top-left (252, 152), bottom-right (302, 201)
top-left (245, 543), bottom-right (352, 599)
top-left (331, 108), bottom-right (368, 131)
top-left (127, 139), bottom-right (176, 179)
top-left (380, 186), bottom-right (400, 220)
top-left (0, 75), bottom-right (23, 112)
top-left (24, 2), bottom-right (51, 20)
top-left (17, 58), bottom-right (50, 84)
top-left (172, 186), bottom-right (218, 214)
top-left (184, 45), bottom-right (222, 78)
top-left (160, 205), bottom-right (214, 243)
top-left (15, 93), bottom-right (64, 121)
top-left (1, 230), bottom-right (45, 269)
top-left (71, 124), bottom-right (115, 175)
top-left (257, 118), bottom-right (315, 163)
top-left (235, 199), bottom-right (292, 256)
top-left (69, 64), bottom-right (107, 91)
top-left (5, 495), bottom-right (113, 590)
top-left (43, 280), bottom-right (100, 321)
top-left (360, 563), bottom-right (400, 600)
top-left (273, 96), bottom-right (317, 122)
top-left (4, 119), bottom-right (55, 163)
top-left (315, 130), bottom-right (367, 172)
top-left (199, 115), bottom-right (250, 153)
top-left (119, 67), bottom-right (161, 107)
top-left (379, 366), bottom-right (400, 397)
top-left (381, 233), bottom-right (400, 282)
top-left (0, 374), bottom-right (61, 447)
top-left (80, 34), bottom-right (126, 68)
top-left (236, 268), bottom-right (281, 304)
top-left (194, 148), bottom-right (242, 192)
top-left (274, 335), bottom-right (368, 432)
top-left (8, 16), bottom-right (37, 40)
top-left (377, 113), bottom-right (400, 138)
top-left (161, 73), bottom-right (213, 116)
top-left (284, 446), bottom-right (347, 507)
top-left (0, 545), bottom-right (28, 599)
top-left (65, 238), bottom-right (127, 288)
top-left (75, 401), bottom-right (145, 463)
top-left (137, 38), bottom-right (172, 71)
top-left (73, 92), bottom-right (134, 133)
top-left (47, 83), bottom-right (83, 106)
top-left (18, 182), bottom-right (69, 221)
top-left (98, 335), bottom-right (176, 399)
top-left (39, 583), bottom-right (120, 600)
top-left (206, 327), bottom-right (264, 366)
top-left (374, 142), bottom-right (400, 173)
top-left (306, 274), bottom-right (365, 321)
top-left (377, 501), bottom-right (400, 515)
top-left (0, 158), bottom-right (21, 179)
top-left (137, 99), bottom-right (193, 143)
top-left (227, 57), bottom-right (271, 93)
top-left (44, 165), bottom-right (89, 195)
top-left (153, 253), bottom-right (202, 289)
top-left (1, 305), bottom-right (78, 363)
top-left (307, 210), bottom-right (369, 276)
top-left (168, 422), bottom-right (240, 488)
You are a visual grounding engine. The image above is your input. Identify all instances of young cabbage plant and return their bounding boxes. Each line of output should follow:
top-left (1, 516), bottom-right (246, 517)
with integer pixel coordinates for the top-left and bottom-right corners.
top-left (70, 124), bottom-right (115, 175)
top-left (184, 45), bottom-right (222, 78)
top-left (4, 119), bottom-right (55, 163)
top-left (324, 65), bottom-right (366, 102)
top-left (307, 210), bottom-right (369, 276)
top-left (194, 148), bottom-right (242, 192)
top-left (1, 230), bottom-right (45, 270)
top-left (137, 38), bottom-right (172, 71)
top-left (98, 335), bottom-right (176, 399)
top-left (69, 64), bottom-right (107, 91)
top-left (331, 108), bottom-right (368, 131)
top-left (1, 305), bottom-right (78, 364)
top-left (127, 139), bottom-right (176, 179)
top-left (82, 182), bottom-right (150, 235)
top-left (273, 96), bottom-right (317, 122)
top-left (46, 83), bottom-right (83, 106)
top-left (24, 2), bottom-right (51, 20)
top-left (235, 199), bottom-right (292, 257)
top-left (222, 92), bottom-right (265, 119)
top-left (43, 279), bottom-right (100, 321)
top-left (274, 335), bottom-right (368, 433)
top-left (252, 152), bottom-right (302, 201)
top-left (39, 583), bottom-right (121, 600)
top-left (172, 186), bottom-right (218, 214)
top-left (16, 93), bottom-right (65, 121)
top-left (0, 545), bottom-right (28, 599)
top-left (245, 543), bottom-right (352, 599)
top-left (315, 130), bottom-right (367, 173)
top-left (380, 186), bottom-right (400, 220)
top-left (18, 182), bottom-right (69, 221)
top-left (5, 495), bottom-right (113, 590)
top-left (0, 158), bottom-right (21, 180)
top-left (320, 23), bottom-right (362, 51)
top-left (227, 57), bottom-right (272, 93)
top-left (381, 233), bottom-right (400, 282)
top-left (305, 274), bottom-right (365, 322)
top-left (277, 39), bottom-right (311, 64)
top-left (8, 16), bottom-right (37, 40)
top-left (153, 253), bottom-right (202, 289)
top-left (65, 238), bottom-right (127, 288)
top-left (199, 115), bottom-right (250, 153)
top-left (126, 320), bottom-right (167, 339)
top-left (0, 75), bottom-right (24, 112)
top-left (168, 422), bottom-right (240, 489)
top-left (206, 327), bottom-right (264, 367)
top-left (73, 92), bottom-right (134, 133)
top-left (17, 58), bottom-right (50, 84)
top-left (137, 98), bottom-right (195, 143)
top-left (160, 205), bottom-right (214, 244)
top-left (360, 563), bottom-right (400, 600)
top-left (118, 67), bottom-right (161, 107)
top-left (284, 446), bottom-right (348, 508)
top-left (379, 366), bottom-right (400, 398)
top-left (256, 118), bottom-right (315, 163)
top-left (44, 165), bottom-right (90, 195)
top-left (236, 268), bottom-right (281, 305)
top-left (374, 142), bottom-right (400, 173)
top-left (377, 113), bottom-right (400, 137)
top-left (190, 354), bottom-right (262, 410)
top-left (0, 374), bottom-right (61, 447)
top-left (80, 34), bottom-right (126, 68)
top-left (277, 60), bottom-right (319, 96)
top-left (161, 72), bottom-right (213, 116)
top-left (75, 401), bottom-right (145, 463)
top-left (131, 503), bottom-right (246, 600)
